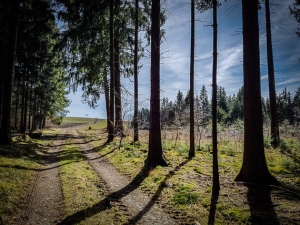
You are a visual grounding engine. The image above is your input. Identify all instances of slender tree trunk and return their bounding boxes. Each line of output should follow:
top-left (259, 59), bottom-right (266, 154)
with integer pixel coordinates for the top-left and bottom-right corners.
top-left (212, 0), bottom-right (220, 194)
top-left (104, 67), bottom-right (110, 132)
top-left (28, 82), bottom-right (32, 132)
top-left (114, 35), bottom-right (123, 136)
top-left (0, 0), bottom-right (18, 145)
top-left (20, 75), bottom-right (25, 132)
top-left (0, 79), bottom-right (3, 125)
top-left (235, 0), bottom-right (277, 184)
top-left (189, 0), bottom-right (195, 158)
top-left (133, 0), bottom-right (139, 142)
top-left (14, 79), bottom-right (20, 129)
top-left (32, 92), bottom-right (37, 131)
top-left (146, 0), bottom-right (167, 167)
top-left (22, 81), bottom-right (29, 133)
top-left (265, 0), bottom-right (279, 148)
top-left (107, 0), bottom-right (115, 142)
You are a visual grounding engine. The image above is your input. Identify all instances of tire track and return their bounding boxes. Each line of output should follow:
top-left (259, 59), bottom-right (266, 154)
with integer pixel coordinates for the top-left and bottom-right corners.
top-left (70, 128), bottom-right (177, 225)
top-left (21, 130), bottom-right (66, 225)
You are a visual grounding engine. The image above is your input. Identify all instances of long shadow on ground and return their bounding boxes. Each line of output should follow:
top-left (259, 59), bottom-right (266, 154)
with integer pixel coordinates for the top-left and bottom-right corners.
top-left (58, 159), bottom-right (191, 225)
top-left (246, 184), bottom-right (280, 225)
top-left (208, 192), bottom-right (219, 225)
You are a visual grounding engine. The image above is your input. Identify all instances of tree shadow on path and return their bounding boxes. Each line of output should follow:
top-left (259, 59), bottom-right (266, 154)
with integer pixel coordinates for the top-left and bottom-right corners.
top-left (127, 159), bottom-right (190, 225)
top-left (246, 184), bottom-right (280, 225)
top-left (208, 192), bottom-right (219, 225)
top-left (58, 159), bottom-right (190, 225)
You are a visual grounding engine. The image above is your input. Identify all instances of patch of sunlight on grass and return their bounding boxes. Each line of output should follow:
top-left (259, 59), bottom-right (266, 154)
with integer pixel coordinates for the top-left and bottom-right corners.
top-left (0, 141), bottom-right (40, 224)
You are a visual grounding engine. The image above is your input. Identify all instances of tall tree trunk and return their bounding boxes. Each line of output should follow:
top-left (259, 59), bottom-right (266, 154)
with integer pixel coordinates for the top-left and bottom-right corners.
top-left (265, 0), bottom-right (280, 148)
top-left (32, 92), bottom-right (37, 131)
top-left (0, 0), bottom-right (18, 145)
top-left (133, 0), bottom-right (139, 142)
top-left (20, 75), bottom-right (25, 132)
top-left (23, 81), bottom-right (29, 133)
top-left (235, 0), bottom-right (277, 184)
top-left (212, 0), bottom-right (220, 194)
top-left (104, 67), bottom-right (110, 133)
top-left (14, 79), bottom-right (20, 129)
top-left (114, 35), bottom-right (123, 136)
top-left (28, 82), bottom-right (32, 132)
top-left (146, 0), bottom-right (167, 167)
top-left (0, 79), bottom-right (3, 125)
top-left (189, 0), bottom-right (195, 158)
top-left (107, 0), bottom-right (115, 142)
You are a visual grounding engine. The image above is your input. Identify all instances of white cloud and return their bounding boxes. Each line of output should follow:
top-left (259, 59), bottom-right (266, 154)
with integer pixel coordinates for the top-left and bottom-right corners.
top-left (66, 0), bottom-right (300, 118)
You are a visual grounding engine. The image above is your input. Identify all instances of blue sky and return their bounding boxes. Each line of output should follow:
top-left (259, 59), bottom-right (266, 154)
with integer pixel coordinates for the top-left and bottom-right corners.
top-left (66, 0), bottom-right (300, 118)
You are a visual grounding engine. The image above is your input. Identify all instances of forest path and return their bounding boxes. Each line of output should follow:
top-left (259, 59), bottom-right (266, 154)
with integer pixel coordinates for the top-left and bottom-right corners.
top-left (61, 128), bottom-right (177, 224)
top-left (21, 126), bottom-right (177, 225)
top-left (20, 129), bottom-right (65, 225)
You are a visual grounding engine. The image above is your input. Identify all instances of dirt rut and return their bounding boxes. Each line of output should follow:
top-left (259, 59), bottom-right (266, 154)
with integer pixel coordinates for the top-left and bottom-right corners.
top-left (20, 130), bottom-right (65, 225)
top-left (69, 128), bottom-right (177, 225)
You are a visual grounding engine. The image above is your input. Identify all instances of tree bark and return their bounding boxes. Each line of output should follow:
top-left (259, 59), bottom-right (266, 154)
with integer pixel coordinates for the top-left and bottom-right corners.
top-left (104, 67), bottom-right (110, 133)
top-left (107, 0), bottom-right (115, 142)
top-left (14, 79), bottom-right (20, 129)
top-left (189, 0), bottom-right (195, 158)
top-left (133, 0), bottom-right (139, 142)
top-left (235, 0), bottom-right (277, 184)
top-left (265, 0), bottom-right (280, 148)
top-left (212, 0), bottom-right (220, 194)
top-left (114, 35), bottom-right (123, 136)
top-left (146, 0), bottom-right (167, 167)
top-left (0, 0), bottom-right (18, 145)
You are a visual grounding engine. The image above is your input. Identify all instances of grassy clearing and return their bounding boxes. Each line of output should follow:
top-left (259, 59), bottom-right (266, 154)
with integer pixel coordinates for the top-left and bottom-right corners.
top-left (59, 132), bottom-right (128, 224)
top-left (77, 122), bottom-right (300, 224)
top-left (62, 117), bottom-right (101, 125)
top-left (0, 137), bottom-right (42, 224)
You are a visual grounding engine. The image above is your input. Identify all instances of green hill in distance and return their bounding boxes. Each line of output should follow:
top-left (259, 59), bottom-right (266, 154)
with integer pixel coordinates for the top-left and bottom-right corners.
top-left (61, 117), bottom-right (103, 128)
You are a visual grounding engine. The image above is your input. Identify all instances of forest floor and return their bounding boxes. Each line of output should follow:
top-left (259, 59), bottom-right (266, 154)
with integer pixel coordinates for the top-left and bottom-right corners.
top-left (18, 125), bottom-right (177, 225)
top-left (1, 120), bottom-right (300, 224)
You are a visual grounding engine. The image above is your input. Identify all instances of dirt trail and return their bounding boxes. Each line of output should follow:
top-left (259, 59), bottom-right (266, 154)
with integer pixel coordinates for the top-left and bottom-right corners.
top-left (21, 127), bottom-right (177, 225)
top-left (67, 128), bottom-right (177, 225)
top-left (20, 130), bottom-right (65, 225)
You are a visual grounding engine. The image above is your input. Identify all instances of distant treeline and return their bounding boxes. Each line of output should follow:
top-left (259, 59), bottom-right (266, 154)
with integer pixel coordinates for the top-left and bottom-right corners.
top-left (136, 85), bottom-right (300, 128)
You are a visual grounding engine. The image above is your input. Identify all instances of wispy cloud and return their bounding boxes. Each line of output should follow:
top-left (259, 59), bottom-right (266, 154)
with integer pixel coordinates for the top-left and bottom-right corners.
top-left (67, 0), bottom-right (300, 117)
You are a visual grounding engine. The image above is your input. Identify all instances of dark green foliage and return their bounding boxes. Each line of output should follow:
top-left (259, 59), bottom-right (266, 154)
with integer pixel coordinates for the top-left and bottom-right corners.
top-left (157, 85), bottom-right (300, 128)
top-left (290, 0), bottom-right (300, 37)
top-left (0, 0), bottom-right (69, 141)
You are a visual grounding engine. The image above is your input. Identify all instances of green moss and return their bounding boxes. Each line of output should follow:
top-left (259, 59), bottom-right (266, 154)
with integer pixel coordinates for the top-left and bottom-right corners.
top-left (223, 208), bottom-right (250, 224)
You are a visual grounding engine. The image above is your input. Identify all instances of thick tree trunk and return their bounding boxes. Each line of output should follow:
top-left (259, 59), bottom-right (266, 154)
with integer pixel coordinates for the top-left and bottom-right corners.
top-left (146, 0), bottom-right (167, 167)
top-left (107, 0), bottom-right (115, 142)
top-left (133, 0), bottom-right (139, 142)
top-left (265, 0), bottom-right (280, 148)
top-left (212, 0), bottom-right (220, 194)
top-left (189, 0), bottom-right (195, 158)
top-left (235, 0), bottom-right (277, 184)
top-left (0, 0), bottom-right (18, 145)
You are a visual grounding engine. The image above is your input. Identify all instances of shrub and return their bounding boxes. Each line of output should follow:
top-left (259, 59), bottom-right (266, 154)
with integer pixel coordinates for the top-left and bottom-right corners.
top-left (281, 157), bottom-right (299, 173)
